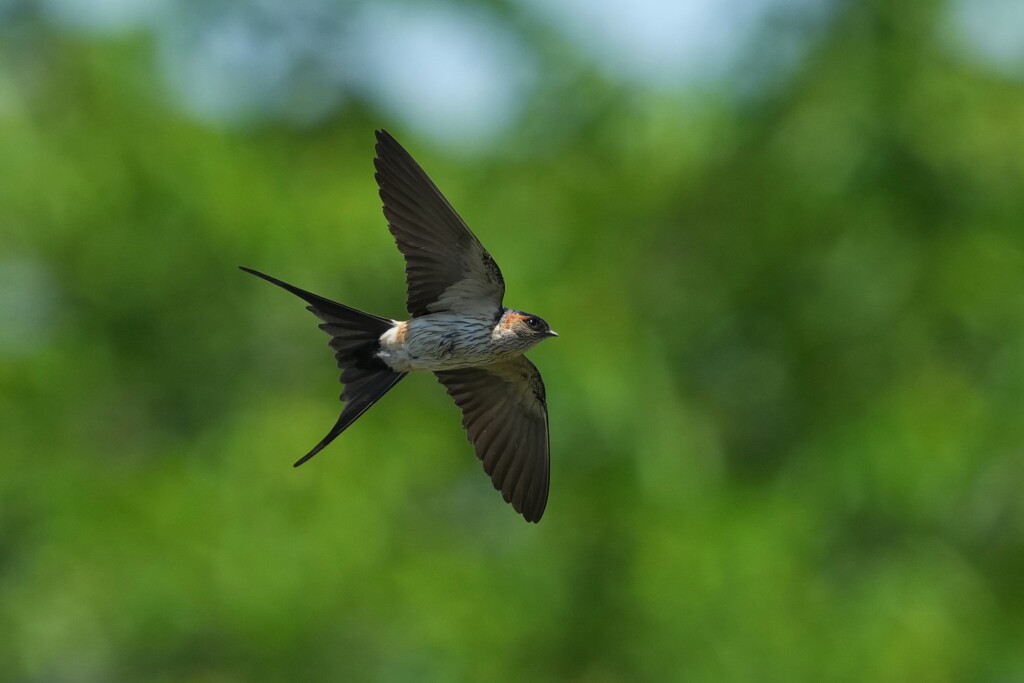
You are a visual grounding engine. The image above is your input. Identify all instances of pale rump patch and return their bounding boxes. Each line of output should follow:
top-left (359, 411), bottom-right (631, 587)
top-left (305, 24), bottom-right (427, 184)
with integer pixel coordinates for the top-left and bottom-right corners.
top-left (379, 321), bottom-right (407, 351)
top-left (393, 320), bottom-right (408, 343)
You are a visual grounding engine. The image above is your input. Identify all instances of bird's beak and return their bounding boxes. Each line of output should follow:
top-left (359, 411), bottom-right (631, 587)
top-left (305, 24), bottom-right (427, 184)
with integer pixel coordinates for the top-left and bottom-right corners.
top-left (546, 330), bottom-right (559, 338)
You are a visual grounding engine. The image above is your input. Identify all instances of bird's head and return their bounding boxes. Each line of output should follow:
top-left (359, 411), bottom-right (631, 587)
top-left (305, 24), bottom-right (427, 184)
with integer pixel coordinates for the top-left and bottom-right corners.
top-left (497, 310), bottom-right (558, 350)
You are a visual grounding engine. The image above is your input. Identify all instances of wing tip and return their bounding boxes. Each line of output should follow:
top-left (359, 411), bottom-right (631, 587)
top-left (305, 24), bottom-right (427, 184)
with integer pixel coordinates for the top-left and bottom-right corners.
top-left (374, 129), bottom-right (398, 158)
top-left (519, 487), bottom-right (548, 523)
top-left (499, 468), bottom-right (549, 524)
top-left (523, 508), bottom-right (545, 523)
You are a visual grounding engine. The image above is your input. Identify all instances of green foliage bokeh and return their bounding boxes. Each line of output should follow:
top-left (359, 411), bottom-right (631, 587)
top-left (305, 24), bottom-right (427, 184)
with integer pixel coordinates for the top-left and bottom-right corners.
top-left (2, 3), bottom-right (1023, 681)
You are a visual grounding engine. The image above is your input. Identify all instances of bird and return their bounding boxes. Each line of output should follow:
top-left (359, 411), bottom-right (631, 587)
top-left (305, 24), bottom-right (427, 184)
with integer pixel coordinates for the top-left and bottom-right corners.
top-left (241, 130), bottom-right (557, 522)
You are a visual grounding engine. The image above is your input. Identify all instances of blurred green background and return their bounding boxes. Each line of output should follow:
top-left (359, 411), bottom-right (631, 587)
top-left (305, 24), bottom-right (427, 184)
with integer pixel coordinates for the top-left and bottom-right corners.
top-left (2, 0), bottom-right (1023, 680)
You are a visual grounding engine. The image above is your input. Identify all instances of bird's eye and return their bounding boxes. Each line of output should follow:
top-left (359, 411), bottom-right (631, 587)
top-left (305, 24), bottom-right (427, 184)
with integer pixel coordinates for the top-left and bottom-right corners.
top-left (525, 317), bottom-right (540, 329)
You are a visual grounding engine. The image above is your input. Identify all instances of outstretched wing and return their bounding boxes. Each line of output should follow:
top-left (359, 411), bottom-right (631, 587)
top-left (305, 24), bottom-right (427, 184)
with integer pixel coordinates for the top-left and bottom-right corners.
top-left (374, 129), bottom-right (505, 318)
top-left (435, 357), bottom-right (550, 522)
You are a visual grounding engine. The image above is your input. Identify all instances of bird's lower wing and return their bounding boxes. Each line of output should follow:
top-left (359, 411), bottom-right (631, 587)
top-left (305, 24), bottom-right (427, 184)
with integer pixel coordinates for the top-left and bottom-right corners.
top-left (435, 357), bottom-right (550, 522)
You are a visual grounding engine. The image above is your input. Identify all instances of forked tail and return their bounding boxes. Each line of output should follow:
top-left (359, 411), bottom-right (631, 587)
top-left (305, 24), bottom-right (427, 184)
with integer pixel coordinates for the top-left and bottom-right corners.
top-left (240, 267), bottom-right (407, 466)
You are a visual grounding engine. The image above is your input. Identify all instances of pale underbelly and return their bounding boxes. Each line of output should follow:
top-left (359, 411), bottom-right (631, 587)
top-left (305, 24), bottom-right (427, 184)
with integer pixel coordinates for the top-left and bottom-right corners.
top-left (375, 315), bottom-right (514, 372)
top-left (379, 350), bottom-right (513, 373)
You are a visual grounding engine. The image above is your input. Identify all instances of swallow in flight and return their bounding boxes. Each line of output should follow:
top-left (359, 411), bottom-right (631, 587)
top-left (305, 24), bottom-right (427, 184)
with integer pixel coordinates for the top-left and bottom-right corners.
top-left (242, 130), bottom-right (557, 522)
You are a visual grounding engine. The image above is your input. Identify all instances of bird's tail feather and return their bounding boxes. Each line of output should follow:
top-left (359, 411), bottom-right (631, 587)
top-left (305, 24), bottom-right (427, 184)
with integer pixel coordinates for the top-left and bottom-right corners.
top-left (240, 267), bottom-right (407, 466)
top-left (292, 369), bottom-right (406, 467)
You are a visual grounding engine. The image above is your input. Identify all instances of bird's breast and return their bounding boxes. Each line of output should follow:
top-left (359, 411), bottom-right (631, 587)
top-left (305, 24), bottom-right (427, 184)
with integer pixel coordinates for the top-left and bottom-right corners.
top-left (377, 314), bottom-right (508, 372)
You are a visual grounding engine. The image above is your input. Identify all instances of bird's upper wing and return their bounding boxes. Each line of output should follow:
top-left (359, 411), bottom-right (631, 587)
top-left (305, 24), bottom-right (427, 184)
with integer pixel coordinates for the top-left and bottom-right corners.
top-left (374, 129), bottom-right (505, 318)
top-left (435, 356), bottom-right (549, 522)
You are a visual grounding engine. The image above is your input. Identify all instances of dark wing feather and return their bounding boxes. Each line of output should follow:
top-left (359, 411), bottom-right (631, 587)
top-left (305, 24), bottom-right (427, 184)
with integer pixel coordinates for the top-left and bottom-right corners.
top-left (435, 357), bottom-right (550, 522)
top-left (374, 130), bottom-right (505, 317)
